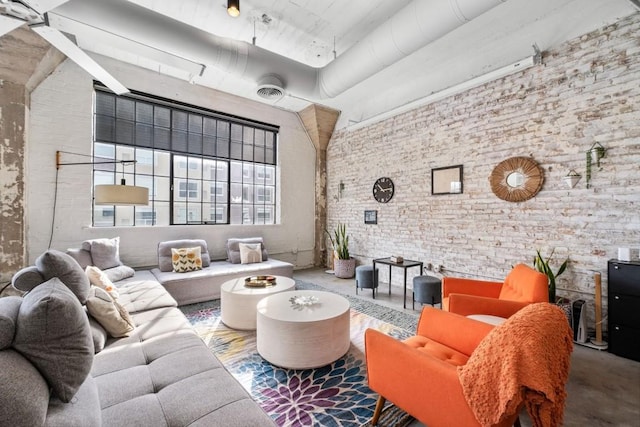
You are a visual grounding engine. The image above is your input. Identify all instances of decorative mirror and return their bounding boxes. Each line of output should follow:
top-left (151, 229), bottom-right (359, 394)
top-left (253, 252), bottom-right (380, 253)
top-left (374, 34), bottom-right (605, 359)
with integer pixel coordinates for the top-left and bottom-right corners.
top-left (489, 156), bottom-right (544, 202)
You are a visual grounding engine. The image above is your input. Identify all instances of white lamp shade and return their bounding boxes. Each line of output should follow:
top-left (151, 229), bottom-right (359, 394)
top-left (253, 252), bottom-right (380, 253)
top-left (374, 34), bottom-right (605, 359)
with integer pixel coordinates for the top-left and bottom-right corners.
top-left (95, 184), bottom-right (149, 205)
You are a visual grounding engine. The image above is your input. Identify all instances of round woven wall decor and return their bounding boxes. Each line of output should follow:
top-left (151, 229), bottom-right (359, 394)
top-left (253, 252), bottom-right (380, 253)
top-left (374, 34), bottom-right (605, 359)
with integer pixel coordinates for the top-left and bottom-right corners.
top-left (489, 156), bottom-right (544, 202)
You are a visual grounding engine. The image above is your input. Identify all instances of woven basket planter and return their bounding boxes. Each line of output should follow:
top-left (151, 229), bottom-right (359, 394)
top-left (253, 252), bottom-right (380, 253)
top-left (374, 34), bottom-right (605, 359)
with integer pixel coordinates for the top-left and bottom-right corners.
top-left (334, 258), bottom-right (356, 279)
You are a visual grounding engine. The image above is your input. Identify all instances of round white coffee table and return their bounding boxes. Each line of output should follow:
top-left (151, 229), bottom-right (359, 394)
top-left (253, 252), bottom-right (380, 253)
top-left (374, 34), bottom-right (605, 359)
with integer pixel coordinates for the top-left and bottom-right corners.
top-left (256, 290), bottom-right (350, 369)
top-left (220, 276), bottom-right (296, 330)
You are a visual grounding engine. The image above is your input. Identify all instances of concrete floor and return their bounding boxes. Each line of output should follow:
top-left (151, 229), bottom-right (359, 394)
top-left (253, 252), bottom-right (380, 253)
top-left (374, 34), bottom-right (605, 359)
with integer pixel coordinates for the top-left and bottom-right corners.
top-left (293, 267), bottom-right (640, 427)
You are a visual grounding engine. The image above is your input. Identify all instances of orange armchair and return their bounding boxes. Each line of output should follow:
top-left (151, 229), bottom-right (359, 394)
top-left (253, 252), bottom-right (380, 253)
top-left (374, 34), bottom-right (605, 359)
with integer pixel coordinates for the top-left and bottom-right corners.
top-left (365, 304), bottom-right (573, 427)
top-left (442, 263), bottom-right (548, 318)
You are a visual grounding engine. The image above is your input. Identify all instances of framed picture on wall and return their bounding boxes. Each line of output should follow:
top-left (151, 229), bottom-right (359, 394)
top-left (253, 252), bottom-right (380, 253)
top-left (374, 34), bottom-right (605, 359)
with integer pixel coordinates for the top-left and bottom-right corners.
top-left (364, 210), bottom-right (378, 225)
top-left (431, 165), bottom-right (463, 195)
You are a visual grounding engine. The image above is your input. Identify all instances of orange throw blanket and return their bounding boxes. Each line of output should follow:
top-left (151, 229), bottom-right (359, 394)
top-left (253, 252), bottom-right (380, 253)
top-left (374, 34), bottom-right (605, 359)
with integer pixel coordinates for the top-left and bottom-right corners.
top-left (458, 303), bottom-right (573, 427)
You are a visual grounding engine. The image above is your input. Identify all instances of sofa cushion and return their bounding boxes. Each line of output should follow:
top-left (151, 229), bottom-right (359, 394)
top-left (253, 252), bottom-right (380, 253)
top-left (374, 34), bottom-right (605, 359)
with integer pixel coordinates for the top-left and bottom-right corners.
top-left (13, 278), bottom-right (94, 402)
top-left (35, 250), bottom-right (91, 304)
top-left (88, 315), bottom-right (108, 353)
top-left (0, 296), bottom-right (21, 349)
top-left (239, 242), bottom-right (263, 264)
top-left (115, 278), bottom-right (178, 314)
top-left (83, 237), bottom-right (123, 270)
top-left (86, 286), bottom-right (135, 338)
top-left (0, 349), bottom-right (50, 426)
top-left (11, 265), bottom-right (45, 293)
top-left (171, 247), bottom-right (203, 272)
top-left (104, 264), bottom-right (136, 282)
top-left (46, 375), bottom-right (102, 427)
top-left (158, 239), bottom-right (211, 272)
top-left (227, 237), bottom-right (268, 264)
top-left (66, 248), bottom-right (94, 269)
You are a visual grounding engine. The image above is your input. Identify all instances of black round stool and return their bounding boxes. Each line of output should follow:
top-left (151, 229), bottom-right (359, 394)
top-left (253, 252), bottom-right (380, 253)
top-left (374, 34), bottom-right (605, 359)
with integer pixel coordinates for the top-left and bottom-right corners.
top-left (412, 275), bottom-right (442, 310)
top-left (356, 265), bottom-right (379, 299)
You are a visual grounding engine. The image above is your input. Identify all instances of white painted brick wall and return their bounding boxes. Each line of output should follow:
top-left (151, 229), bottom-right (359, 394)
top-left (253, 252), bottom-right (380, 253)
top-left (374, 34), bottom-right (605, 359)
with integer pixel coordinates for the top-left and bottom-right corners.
top-left (327, 14), bottom-right (640, 331)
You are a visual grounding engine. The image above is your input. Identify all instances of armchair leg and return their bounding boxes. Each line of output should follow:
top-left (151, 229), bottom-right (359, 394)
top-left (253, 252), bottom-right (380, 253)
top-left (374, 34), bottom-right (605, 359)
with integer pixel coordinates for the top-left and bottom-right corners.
top-left (514, 416), bottom-right (521, 427)
top-left (371, 395), bottom-right (386, 426)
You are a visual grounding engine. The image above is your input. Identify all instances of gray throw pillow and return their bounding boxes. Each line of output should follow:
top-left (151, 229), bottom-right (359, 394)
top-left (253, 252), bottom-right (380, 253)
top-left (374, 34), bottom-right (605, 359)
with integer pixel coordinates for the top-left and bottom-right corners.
top-left (227, 237), bottom-right (269, 264)
top-left (35, 250), bottom-right (91, 304)
top-left (0, 296), bottom-right (21, 349)
top-left (66, 248), bottom-right (94, 269)
top-left (11, 266), bottom-right (45, 293)
top-left (83, 237), bottom-right (122, 270)
top-left (13, 278), bottom-right (93, 403)
top-left (0, 350), bottom-right (50, 426)
top-left (103, 265), bottom-right (136, 282)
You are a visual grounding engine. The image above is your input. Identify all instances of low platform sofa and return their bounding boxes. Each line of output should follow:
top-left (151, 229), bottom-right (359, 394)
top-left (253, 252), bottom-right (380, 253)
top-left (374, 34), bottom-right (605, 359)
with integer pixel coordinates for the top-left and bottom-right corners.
top-left (1, 250), bottom-right (275, 426)
top-left (150, 238), bottom-right (294, 305)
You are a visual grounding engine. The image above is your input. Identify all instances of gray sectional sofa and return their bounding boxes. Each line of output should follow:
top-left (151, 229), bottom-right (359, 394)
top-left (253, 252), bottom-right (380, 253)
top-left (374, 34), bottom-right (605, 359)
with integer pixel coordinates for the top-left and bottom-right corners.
top-left (1, 249), bottom-right (275, 426)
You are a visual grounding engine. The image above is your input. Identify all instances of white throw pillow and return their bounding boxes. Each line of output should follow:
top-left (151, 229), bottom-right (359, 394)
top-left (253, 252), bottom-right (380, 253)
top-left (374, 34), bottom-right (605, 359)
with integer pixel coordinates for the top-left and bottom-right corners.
top-left (239, 243), bottom-right (263, 264)
top-left (85, 265), bottom-right (119, 300)
top-left (85, 286), bottom-right (134, 338)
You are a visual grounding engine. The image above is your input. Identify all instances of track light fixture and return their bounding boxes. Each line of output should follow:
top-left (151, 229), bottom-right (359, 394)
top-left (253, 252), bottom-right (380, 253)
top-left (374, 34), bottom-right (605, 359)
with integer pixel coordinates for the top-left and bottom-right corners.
top-left (227, 0), bottom-right (239, 17)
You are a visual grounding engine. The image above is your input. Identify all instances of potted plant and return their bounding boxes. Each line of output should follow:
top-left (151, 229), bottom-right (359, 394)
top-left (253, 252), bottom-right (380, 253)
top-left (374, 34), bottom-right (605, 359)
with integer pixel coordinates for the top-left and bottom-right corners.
top-left (533, 248), bottom-right (569, 303)
top-left (326, 223), bottom-right (356, 279)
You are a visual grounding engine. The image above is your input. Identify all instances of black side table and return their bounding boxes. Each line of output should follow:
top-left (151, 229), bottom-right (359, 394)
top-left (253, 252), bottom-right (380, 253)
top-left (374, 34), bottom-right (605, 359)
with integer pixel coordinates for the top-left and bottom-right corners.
top-left (372, 257), bottom-right (423, 309)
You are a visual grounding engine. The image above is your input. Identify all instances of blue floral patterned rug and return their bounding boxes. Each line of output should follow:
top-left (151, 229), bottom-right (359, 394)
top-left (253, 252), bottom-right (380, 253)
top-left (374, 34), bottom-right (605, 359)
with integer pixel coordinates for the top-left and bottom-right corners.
top-left (180, 290), bottom-right (414, 427)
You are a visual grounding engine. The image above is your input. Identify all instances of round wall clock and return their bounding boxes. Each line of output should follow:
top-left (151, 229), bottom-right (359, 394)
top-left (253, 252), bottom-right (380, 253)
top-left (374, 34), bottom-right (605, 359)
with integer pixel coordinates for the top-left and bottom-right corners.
top-left (373, 177), bottom-right (394, 203)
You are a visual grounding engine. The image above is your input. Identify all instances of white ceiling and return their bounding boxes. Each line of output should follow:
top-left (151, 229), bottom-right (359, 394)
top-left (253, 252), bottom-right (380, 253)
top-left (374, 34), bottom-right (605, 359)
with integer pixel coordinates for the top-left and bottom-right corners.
top-left (2, 0), bottom-right (638, 129)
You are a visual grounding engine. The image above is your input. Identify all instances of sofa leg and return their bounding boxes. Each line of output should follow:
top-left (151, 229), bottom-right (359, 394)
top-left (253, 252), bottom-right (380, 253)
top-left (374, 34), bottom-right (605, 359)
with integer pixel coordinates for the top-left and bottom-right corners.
top-left (371, 395), bottom-right (386, 426)
top-left (514, 416), bottom-right (521, 427)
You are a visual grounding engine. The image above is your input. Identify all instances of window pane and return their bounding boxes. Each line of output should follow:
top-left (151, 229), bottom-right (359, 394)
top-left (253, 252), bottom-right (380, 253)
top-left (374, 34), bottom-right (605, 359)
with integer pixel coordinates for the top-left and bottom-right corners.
top-left (230, 161), bottom-right (243, 183)
top-left (114, 205), bottom-right (134, 226)
top-left (155, 152), bottom-right (170, 176)
top-left (136, 102), bottom-right (153, 124)
top-left (154, 106), bottom-right (170, 127)
top-left (172, 130), bottom-right (188, 152)
top-left (230, 204), bottom-right (243, 224)
top-left (136, 123), bottom-right (153, 148)
top-left (173, 111), bottom-right (188, 131)
top-left (173, 202), bottom-right (187, 224)
top-left (116, 98), bottom-right (135, 120)
top-left (96, 93), bottom-right (115, 116)
top-left (155, 176), bottom-right (171, 200)
top-left (188, 133), bottom-right (203, 154)
top-left (135, 206), bottom-right (155, 226)
top-left (154, 127), bottom-right (170, 150)
top-left (154, 201), bottom-right (170, 226)
top-left (115, 119), bottom-right (134, 144)
top-left (230, 182), bottom-right (243, 203)
top-left (93, 206), bottom-right (114, 227)
top-left (95, 116), bottom-right (115, 142)
top-left (174, 156), bottom-right (188, 178)
top-left (189, 114), bottom-right (202, 133)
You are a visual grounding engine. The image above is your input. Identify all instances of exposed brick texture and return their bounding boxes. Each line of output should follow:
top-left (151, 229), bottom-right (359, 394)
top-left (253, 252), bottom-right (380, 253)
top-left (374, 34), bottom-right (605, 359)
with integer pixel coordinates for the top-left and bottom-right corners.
top-left (327, 14), bottom-right (640, 329)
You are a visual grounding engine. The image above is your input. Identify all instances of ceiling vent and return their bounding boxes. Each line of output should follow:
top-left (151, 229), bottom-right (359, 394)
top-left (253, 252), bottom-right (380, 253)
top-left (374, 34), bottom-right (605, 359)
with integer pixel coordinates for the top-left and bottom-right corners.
top-left (256, 74), bottom-right (285, 101)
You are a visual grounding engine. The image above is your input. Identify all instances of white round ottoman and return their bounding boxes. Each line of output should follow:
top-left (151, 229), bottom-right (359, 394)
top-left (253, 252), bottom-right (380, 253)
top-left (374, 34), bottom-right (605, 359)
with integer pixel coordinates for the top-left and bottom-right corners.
top-left (220, 276), bottom-right (295, 330)
top-left (256, 290), bottom-right (351, 369)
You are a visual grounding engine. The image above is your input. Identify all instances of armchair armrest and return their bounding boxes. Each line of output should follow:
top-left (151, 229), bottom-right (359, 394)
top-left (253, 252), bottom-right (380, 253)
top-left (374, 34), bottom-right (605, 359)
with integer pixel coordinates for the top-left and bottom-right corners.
top-left (442, 277), bottom-right (503, 298)
top-left (416, 306), bottom-right (494, 356)
top-left (447, 294), bottom-right (530, 318)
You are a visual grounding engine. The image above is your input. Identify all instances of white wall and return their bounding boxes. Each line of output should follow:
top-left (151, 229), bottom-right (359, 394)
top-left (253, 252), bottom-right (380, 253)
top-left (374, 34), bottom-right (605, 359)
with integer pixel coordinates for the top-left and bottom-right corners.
top-left (26, 55), bottom-right (316, 268)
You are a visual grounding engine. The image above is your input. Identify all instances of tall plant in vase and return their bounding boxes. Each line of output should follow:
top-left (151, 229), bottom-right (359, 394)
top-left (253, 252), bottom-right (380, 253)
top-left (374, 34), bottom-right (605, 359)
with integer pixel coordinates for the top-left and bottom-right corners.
top-left (326, 223), bottom-right (356, 278)
top-left (533, 248), bottom-right (569, 303)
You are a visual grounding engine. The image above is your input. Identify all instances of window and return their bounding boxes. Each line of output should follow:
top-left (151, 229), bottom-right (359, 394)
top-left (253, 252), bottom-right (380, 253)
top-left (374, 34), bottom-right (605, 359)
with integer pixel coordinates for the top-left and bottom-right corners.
top-left (92, 87), bottom-right (278, 226)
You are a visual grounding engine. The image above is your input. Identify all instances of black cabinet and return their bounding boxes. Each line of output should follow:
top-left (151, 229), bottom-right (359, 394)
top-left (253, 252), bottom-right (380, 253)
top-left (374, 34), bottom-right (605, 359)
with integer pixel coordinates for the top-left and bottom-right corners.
top-left (608, 260), bottom-right (640, 361)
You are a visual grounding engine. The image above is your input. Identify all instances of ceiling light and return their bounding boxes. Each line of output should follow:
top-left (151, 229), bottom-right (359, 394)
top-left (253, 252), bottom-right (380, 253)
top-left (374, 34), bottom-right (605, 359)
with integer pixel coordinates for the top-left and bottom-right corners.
top-left (227, 0), bottom-right (239, 17)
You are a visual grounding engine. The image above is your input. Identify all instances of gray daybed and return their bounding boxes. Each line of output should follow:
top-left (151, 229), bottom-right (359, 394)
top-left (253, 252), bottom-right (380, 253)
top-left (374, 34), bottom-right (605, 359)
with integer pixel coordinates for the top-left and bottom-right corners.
top-left (150, 238), bottom-right (294, 305)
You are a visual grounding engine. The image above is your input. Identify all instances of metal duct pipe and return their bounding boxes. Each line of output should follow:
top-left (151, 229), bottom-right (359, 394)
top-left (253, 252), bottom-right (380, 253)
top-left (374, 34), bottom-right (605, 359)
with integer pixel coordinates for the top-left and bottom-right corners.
top-left (53, 0), bottom-right (506, 100)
